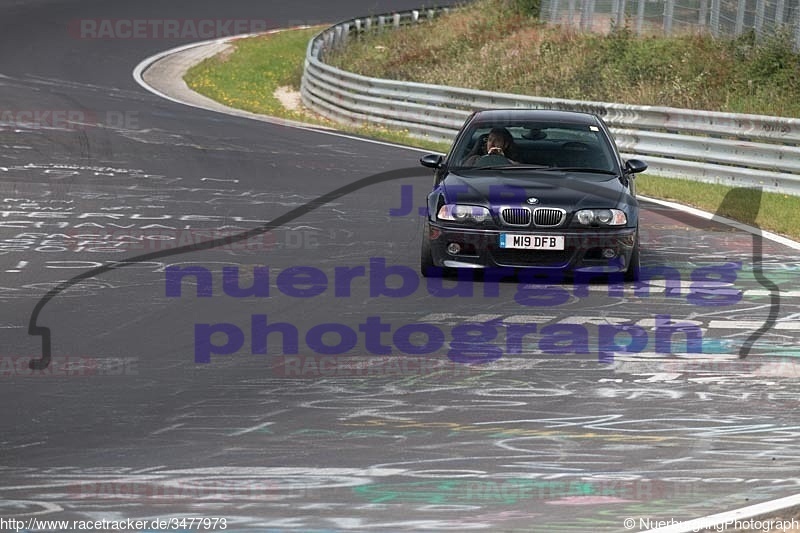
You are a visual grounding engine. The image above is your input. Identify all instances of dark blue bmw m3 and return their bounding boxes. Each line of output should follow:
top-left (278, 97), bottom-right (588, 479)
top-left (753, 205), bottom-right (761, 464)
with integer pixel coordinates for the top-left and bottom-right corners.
top-left (419, 109), bottom-right (648, 281)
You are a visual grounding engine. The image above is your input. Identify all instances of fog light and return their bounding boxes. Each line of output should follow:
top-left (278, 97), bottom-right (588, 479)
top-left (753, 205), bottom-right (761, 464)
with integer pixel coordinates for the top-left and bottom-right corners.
top-left (447, 242), bottom-right (462, 255)
top-left (602, 248), bottom-right (617, 258)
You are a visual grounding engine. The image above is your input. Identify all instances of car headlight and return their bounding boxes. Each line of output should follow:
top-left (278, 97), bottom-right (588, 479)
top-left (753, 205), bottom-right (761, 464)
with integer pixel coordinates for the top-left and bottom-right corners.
top-left (437, 204), bottom-right (491, 223)
top-left (575, 208), bottom-right (627, 226)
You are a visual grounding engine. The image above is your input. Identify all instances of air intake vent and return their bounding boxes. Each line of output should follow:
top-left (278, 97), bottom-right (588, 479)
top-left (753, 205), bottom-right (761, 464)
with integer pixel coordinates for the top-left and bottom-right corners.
top-left (533, 208), bottom-right (566, 227)
top-left (500, 207), bottom-right (531, 226)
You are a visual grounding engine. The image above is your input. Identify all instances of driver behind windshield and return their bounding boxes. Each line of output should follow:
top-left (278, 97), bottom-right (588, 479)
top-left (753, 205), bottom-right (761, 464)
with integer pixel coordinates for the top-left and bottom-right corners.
top-left (462, 127), bottom-right (518, 166)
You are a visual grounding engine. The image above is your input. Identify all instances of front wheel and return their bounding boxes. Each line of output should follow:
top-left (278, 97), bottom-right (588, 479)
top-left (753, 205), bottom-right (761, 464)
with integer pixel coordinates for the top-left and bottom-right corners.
top-left (420, 225), bottom-right (436, 277)
top-left (624, 233), bottom-right (640, 282)
top-left (420, 224), bottom-right (455, 278)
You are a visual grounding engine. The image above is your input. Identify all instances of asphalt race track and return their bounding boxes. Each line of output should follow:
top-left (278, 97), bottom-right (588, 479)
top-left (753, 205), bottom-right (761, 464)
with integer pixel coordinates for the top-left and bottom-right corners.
top-left (2, 1), bottom-right (800, 532)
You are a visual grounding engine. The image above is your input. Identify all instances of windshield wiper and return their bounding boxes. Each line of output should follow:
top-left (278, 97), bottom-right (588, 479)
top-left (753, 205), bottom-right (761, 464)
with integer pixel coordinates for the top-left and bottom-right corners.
top-left (468, 164), bottom-right (550, 170)
top-left (540, 167), bottom-right (618, 175)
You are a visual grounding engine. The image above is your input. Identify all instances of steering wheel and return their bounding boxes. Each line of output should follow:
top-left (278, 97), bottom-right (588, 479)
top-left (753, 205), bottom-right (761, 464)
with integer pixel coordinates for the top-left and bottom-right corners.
top-left (475, 153), bottom-right (511, 167)
top-left (562, 141), bottom-right (591, 152)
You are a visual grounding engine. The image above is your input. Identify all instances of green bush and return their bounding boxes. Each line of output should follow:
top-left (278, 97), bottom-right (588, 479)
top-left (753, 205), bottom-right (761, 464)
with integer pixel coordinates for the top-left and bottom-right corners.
top-left (507, 0), bottom-right (541, 17)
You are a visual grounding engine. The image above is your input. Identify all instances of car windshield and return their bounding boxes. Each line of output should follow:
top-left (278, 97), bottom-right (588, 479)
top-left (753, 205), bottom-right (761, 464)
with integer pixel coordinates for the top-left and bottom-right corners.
top-left (451, 121), bottom-right (617, 173)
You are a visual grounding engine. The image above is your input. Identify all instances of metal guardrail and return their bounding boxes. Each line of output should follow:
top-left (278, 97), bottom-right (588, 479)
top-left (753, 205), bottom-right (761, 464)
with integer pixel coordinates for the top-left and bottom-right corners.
top-left (300, 8), bottom-right (800, 195)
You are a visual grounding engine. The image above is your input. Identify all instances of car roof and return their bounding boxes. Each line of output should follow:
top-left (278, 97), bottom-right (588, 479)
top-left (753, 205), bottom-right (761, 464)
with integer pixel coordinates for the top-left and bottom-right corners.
top-left (470, 109), bottom-right (602, 126)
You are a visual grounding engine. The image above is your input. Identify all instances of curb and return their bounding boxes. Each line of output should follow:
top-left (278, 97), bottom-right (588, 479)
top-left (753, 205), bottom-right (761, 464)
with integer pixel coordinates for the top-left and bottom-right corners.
top-left (639, 195), bottom-right (800, 250)
top-left (131, 30), bottom-right (437, 155)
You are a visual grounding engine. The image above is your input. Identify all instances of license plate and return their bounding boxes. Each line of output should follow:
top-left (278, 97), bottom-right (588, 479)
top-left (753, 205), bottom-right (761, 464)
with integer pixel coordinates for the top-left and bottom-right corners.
top-left (499, 234), bottom-right (565, 250)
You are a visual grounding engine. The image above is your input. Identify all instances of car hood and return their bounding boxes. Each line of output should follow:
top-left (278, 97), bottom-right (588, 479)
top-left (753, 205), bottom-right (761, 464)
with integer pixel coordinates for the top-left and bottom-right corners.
top-left (442, 171), bottom-right (636, 209)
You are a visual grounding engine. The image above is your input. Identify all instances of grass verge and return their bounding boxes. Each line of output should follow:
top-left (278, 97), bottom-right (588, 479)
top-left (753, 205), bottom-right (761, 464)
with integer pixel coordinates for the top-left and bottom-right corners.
top-left (184, 27), bottom-right (451, 153)
top-left (184, 28), bottom-right (320, 122)
top-left (636, 174), bottom-right (800, 239)
top-left (184, 24), bottom-right (800, 242)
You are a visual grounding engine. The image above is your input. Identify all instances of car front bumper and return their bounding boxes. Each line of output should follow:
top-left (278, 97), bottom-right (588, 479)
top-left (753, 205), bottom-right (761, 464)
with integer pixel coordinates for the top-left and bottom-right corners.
top-left (426, 222), bottom-right (638, 274)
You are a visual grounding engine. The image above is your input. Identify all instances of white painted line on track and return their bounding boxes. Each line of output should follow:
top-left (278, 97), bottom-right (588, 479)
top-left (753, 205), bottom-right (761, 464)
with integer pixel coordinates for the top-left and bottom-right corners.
top-left (639, 195), bottom-right (800, 250)
top-left (131, 28), bottom-right (437, 155)
top-left (642, 493), bottom-right (800, 532)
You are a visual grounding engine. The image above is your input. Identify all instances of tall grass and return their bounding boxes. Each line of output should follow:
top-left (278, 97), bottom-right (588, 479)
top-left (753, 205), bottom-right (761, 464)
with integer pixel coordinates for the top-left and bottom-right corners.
top-left (327, 0), bottom-right (800, 116)
top-left (185, 28), bottom-right (319, 120)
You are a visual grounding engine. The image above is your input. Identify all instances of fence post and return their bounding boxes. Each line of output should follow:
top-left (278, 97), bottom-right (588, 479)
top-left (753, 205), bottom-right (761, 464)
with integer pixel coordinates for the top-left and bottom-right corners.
top-left (755, 0), bottom-right (766, 36)
top-left (568, 0), bottom-right (578, 27)
top-left (549, 0), bottom-right (561, 23)
top-left (581, 0), bottom-right (595, 30)
top-left (636, 0), bottom-right (645, 33)
top-left (710, 0), bottom-right (721, 36)
top-left (795, 9), bottom-right (800, 50)
top-left (735, 0), bottom-right (746, 35)
top-left (698, 0), bottom-right (708, 26)
top-left (775, 0), bottom-right (785, 25)
top-left (615, 0), bottom-right (627, 28)
top-left (663, 0), bottom-right (675, 34)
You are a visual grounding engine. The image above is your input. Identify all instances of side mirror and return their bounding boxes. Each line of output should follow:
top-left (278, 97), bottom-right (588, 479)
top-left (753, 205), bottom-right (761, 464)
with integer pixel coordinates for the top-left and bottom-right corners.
top-left (420, 154), bottom-right (444, 169)
top-left (624, 159), bottom-right (648, 174)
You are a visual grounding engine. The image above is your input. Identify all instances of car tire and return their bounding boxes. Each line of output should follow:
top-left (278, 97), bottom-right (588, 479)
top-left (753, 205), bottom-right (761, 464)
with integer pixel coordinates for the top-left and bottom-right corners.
top-left (420, 226), bottom-right (436, 277)
top-left (420, 224), bottom-right (456, 278)
top-left (624, 232), bottom-right (641, 282)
